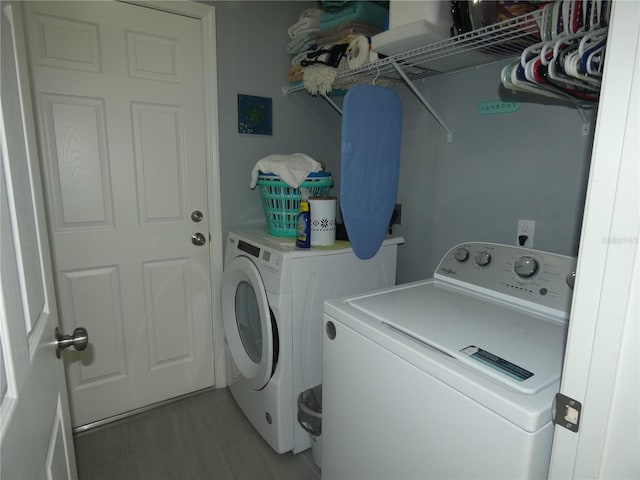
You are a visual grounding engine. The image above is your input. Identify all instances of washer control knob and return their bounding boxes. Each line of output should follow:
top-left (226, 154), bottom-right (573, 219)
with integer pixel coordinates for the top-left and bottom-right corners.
top-left (566, 271), bottom-right (576, 289)
top-left (475, 251), bottom-right (491, 267)
top-left (514, 256), bottom-right (539, 278)
top-left (454, 248), bottom-right (470, 262)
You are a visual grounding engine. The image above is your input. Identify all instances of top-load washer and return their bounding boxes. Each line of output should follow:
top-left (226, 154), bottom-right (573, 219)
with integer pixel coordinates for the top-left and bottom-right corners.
top-left (221, 228), bottom-right (403, 454)
top-left (322, 242), bottom-right (577, 479)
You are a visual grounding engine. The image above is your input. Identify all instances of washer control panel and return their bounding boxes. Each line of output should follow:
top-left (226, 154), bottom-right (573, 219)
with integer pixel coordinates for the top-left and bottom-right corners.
top-left (226, 236), bottom-right (285, 293)
top-left (436, 242), bottom-right (577, 317)
top-left (234, 239), bottom-right (281, 272)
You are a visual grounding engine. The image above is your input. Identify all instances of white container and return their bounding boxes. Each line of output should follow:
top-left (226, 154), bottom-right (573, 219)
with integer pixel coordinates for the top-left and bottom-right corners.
top-left (309, 197), bottom-right (336, 246)
top-left (372, 20), bottom-right (451, 56)
top-left (388, 0), bottom-right (452, 30)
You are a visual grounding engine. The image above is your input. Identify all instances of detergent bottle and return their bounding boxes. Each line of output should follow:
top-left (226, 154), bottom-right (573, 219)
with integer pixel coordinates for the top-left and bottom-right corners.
top-left (296, 188), bottom-right (311, 249)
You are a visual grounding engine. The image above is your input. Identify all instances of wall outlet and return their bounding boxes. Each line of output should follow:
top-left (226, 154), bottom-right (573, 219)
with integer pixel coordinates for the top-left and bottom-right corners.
top-left (517, 219), bottom-right (535, 248)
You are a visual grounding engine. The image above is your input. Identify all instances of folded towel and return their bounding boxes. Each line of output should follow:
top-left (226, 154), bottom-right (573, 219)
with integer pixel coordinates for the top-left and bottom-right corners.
top-left (320, 1), bottom-right (388, 31)
top-left (250, 153), bottom-right (323, 189)
top-left (287, 65), bottom-right (304, 83)
top-left (286, 30), bottom-right (319, 54)
top-left (299, 8), bottom-right (323, 21)
top-left (291, 50), bottom-right (310, 66)
top-left (288, 17), bottom-right (321, 38)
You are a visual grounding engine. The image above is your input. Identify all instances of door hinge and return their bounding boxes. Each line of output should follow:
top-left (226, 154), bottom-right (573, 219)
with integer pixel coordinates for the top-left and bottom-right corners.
top-left (553, 393), bottom-right (582, 432)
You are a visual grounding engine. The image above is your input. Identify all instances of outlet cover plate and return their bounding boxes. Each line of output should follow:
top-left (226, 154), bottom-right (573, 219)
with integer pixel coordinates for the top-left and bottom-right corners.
top-left (517, 219), bottom-right (535, 247)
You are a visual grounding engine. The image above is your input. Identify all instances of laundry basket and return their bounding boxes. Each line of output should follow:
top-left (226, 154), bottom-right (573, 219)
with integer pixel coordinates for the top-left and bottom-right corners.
top-left (257, 172), bottom-right (333, 237)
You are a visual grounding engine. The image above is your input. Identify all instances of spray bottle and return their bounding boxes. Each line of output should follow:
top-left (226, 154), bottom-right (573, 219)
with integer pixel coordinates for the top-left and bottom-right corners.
top-left (295, 188), bottom-right (311, 249)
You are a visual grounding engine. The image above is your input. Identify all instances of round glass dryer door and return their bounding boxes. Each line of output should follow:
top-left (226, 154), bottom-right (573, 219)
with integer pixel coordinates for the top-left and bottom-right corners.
top-left (222, 255), bottom-right (275, 390)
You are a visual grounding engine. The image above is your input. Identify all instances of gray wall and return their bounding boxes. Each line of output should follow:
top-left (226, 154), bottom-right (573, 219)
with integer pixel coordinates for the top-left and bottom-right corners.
top-left (211, 1), bottom-right (341, 244)
top-left (210, 2), bottom-right (594, 284)
top-left (391, 62), bottom-right (594, 283)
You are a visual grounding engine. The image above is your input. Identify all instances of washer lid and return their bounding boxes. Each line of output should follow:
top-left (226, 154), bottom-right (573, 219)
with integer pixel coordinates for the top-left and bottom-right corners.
top-left (346, 280), bottom-right (568, 395)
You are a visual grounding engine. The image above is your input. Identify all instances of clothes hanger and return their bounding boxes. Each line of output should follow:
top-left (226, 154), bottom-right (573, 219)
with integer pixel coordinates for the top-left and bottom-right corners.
top-left (562, 0), bottom-right (571, 35)
top-left (579, 36), bottom-right (606, 75)
top-left (525, 56), bottom-right (547, 85)
top-left (578, 27), bottom-right (607, 57)
top-left (509, 59), bottom-right (574, 101)
top-left (548, 50), bottom-right (600, 97)
top-left (551, 1), bottom-right (563, 40)
top-left (541, 2), bottom-right (552, 41)
top-left (521, 41), bottom-right (547, 69)
top-left (590, 0), bottom-right (601, 29)
top-left (505, 0), bottom-right (607, 103)
top-left (564, 48), bottom-right (601, 88)
top-left (372, 65), bottom-right (380, 86)
top-left (585, 45), bottom-right (605, 76)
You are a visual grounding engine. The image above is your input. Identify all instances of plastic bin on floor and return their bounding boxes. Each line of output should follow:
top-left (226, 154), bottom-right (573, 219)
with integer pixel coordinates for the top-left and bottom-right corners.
top-left (297, 384), bottom-right (322, 468)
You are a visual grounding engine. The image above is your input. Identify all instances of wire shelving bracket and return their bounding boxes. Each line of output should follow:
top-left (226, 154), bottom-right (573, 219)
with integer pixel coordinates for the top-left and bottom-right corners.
top-left (389, 59), bottom-right (453, 142)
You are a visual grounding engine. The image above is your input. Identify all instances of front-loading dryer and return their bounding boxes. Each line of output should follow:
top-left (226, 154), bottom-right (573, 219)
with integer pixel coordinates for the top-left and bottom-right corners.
top-left (221, 228), bottom-right (403, 454)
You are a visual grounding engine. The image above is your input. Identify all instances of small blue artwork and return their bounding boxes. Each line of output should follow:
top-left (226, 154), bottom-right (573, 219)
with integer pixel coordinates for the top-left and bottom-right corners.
top-left (238, 94), bottom-right (272, 135)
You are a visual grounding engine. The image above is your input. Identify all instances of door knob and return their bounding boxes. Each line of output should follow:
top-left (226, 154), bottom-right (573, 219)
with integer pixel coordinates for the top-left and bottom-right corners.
top-left (54, 327), bottom-right (89, 358)
top-left (191, 232), bottom-right (206, 246)
top-left (191, 210), bottom-right (203, 223)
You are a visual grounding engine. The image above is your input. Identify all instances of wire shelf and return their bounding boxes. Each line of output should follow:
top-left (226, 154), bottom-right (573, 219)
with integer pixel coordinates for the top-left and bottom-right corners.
top-left (283, 9), bottom-right (543, 95)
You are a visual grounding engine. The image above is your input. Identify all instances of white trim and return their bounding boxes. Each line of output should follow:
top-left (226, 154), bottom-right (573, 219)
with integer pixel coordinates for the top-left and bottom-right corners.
top-left (119, 0), bottom-right (226, 385)
top-left (119, 0), bottom-right (211, 18)
top-left (549, 1), bottom-right (640, 477)
top-left (200, 4), bottom-right (227, 388)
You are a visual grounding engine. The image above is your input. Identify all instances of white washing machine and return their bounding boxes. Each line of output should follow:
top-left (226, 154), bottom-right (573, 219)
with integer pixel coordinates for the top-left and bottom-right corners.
top-left (322, 242), bottom-right (577, 479)
top-left (221, 228), bottom-right (403, 454)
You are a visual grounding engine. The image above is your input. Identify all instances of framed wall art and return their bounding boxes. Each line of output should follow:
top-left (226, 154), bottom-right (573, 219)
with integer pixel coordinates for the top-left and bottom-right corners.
top-left (238, 94), bottom-right (272, 135)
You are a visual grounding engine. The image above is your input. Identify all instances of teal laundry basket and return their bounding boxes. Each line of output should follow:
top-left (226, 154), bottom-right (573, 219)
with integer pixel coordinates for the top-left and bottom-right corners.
top-left (257, 172), bottom-right (333, 237)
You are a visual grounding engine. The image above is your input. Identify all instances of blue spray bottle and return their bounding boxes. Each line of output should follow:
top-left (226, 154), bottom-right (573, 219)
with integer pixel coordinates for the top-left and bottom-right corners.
top-left (295, 188), bottom-right (311, 249)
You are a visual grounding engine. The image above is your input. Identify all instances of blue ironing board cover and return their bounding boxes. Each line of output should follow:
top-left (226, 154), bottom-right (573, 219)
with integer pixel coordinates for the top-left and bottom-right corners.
top-left (340, 85), bottom-right (402, 259)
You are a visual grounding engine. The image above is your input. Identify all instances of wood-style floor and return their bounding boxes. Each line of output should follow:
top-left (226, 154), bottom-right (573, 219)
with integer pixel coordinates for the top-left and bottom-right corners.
top-left (74, 388), bottom-right (321, 480)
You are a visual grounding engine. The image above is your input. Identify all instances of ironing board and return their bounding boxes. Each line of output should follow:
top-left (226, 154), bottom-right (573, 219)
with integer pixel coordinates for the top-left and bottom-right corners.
top-left (340, 85), bottom-right (402, 259)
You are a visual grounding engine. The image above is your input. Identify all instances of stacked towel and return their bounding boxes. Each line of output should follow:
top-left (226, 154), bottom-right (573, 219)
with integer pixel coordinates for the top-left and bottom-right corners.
top-left (287, 65), bottom-right (304, 83)
top-left (287, 8), bottom-right (322, 55)
top-left (291, 50), bottom-right (310, 67)
top-left (286, 32), bottom-right (317, 55)
top-left (288, 17), bottom-right (320, 38)
top-left (319, 1), bottom-right (387, 31)
top-left (285, 1), bottom-right (389, 94)
top-left (299, 7), bottom-right (323, 19)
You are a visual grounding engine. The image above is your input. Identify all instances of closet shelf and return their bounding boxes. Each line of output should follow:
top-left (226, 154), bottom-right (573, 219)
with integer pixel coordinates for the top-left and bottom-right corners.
top-left (282, 9), bottom-right (543, 95)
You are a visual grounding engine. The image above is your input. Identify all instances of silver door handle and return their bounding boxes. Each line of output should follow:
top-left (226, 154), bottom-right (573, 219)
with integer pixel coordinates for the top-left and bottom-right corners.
top-left (55, 327), bottom-right (89, 358)
top-left (191, 232), bottom-right (206, 246)
top-left (191, 210), bottom-right (203, 223)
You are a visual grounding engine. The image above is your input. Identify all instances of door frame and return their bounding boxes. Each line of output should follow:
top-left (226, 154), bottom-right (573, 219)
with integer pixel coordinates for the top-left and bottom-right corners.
top-left (119, 0), bottom-right (226, 385)
top-left (548, 1), bottom-right (639, 477)
top-left (1, 2), bottom-right (78, 476)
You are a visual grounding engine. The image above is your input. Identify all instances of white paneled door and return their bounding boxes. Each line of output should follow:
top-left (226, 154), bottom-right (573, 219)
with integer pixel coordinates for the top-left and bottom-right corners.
top-left (23, 1), bottom-right (218, 427)
top-left (1, 3), bottom-right (77, 477)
